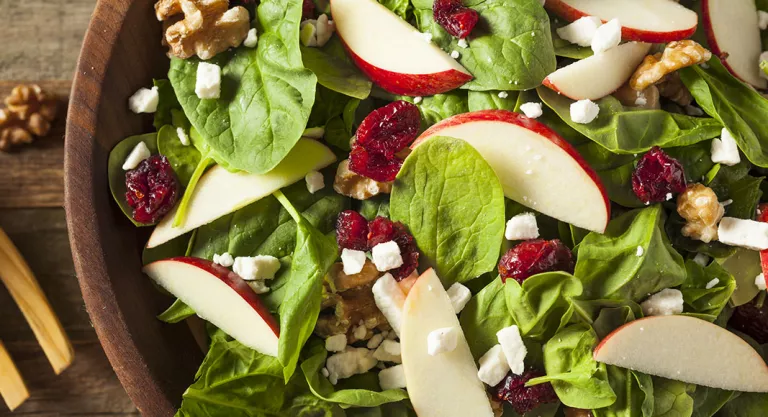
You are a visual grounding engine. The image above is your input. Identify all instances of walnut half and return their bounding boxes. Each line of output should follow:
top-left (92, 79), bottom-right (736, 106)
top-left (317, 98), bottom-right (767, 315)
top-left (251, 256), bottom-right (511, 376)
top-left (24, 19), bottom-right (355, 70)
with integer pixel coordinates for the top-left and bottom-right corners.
top-left (630, 41), bottom-right (712, 92)
top-left (677, 183), bottom-right (724, 243)
top-left (334, 159), bottom-right (393, 200)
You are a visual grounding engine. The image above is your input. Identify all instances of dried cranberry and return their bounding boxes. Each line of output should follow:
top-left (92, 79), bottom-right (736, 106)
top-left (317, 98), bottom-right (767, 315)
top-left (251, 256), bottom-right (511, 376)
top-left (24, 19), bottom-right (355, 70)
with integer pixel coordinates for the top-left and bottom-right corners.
top-left (356, 101), bottom-right (421, 159)
top-left (348, 145), bottom-right (403, 183)
top-left (498, 239), bottom-right (574, 283)
top-left (302, 0), bottom-right (315, 21)
top-left (631, 147), bottom-right (686, 204)
top-left (729, 300), bottom-right (768, 344)
top-left (493, 369), bottom-right (558, 415)
top-left (367, 216), bottom-right (419, 280)
top-left (336, 210), bottom-right (370, 251)
top-left (433, 0), bottom-right (479, 39)
top-left (124, 155), bottom-right (179, 224)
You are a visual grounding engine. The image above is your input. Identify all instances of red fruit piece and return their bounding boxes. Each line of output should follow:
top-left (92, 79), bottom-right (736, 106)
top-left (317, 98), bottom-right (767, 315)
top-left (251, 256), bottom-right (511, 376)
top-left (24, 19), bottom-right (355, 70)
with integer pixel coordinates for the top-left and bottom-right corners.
top-left (433, 0), bottom-right (479, 39)
top-left (631, 147), bottom-right (686, 204)
top-left (498, 239), bottom-right (574, 284)
top-left (756, 203), bottom-right (768, 290)
top-left (124, 155), bottom-right (179, 224)
top-left (336, 210), bottom-right (370, 251)
top-left (728, 299), bottom-right (768, 344)
top-left (302, 0), bottom-right (315, 21)
top-left (355, 100), bottom-right (421, 159)
top-left (348, 145), bottom-right (404, 183)
top-left (367, 216), bottom-right (419, 280)
top-left (493, 369), bottom-right (558, 415)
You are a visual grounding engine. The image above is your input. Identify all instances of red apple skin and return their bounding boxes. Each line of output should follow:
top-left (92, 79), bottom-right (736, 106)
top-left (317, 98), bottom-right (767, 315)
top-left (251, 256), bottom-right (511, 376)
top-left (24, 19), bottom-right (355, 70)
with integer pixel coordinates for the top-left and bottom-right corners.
top-left (339, 39), bottom-right (473, 96)
top-left (701, 0), bottom-right (753, 87)
top-left (757, 204), bottom-right (768, 289)
top-left (412, 109), bottom-right (611, 231)
top-left (545, 0), bottom-right (697, 43)
top-left (157, 257), bottom-right (280, 338)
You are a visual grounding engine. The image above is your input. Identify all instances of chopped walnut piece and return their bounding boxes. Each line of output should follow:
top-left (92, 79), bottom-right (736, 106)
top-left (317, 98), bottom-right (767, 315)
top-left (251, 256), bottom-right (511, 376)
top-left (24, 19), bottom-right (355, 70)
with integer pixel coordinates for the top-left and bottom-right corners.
top-left (155, 0), bottom-right (250, 60)
top-left (677, 183), bottom-right (724, 243)
top-left (631, 41), bottom-right (712, 92)
top-left (657, 72), bottom-right (693, 107)
top-left (327, 260), bottom-right (381, 292)
top-left (0, 109), bottom-right (34, 152)
top-left (613, 83), bottom-right (660, 109)
top-left (489, 394), bottom-right (504, 417)
top-left (334, 159), bottom-right (392, 200)
top-left (0, 84), bottom-right (59, 152)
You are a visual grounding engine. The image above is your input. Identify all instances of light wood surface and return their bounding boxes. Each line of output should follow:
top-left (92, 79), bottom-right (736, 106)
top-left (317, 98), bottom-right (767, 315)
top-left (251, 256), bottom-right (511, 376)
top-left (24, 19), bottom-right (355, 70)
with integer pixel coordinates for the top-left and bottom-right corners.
top-left (0, 0), bottom-right (141, 414)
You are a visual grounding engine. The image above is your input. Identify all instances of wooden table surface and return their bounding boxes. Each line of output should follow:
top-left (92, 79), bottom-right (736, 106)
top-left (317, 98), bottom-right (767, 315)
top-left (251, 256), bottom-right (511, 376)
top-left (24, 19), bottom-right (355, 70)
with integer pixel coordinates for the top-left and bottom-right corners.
top-left (0, 1), bottom-right (139, 415)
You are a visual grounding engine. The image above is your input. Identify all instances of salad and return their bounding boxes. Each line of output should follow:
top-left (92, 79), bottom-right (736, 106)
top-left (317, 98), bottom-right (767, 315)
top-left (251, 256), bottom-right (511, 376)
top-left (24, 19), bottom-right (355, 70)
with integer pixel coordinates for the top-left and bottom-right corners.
top-left (109, 0), bottom-right (768, 415)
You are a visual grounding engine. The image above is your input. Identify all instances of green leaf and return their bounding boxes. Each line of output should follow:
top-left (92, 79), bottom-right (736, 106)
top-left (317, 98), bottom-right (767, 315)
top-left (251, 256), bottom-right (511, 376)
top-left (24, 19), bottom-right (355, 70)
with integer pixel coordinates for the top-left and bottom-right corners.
top-left (550, 18), bottom-right (593, 60)
top-left (538, 87), bottom-right (722, 155)
top-left (717, 392), bottom-right (768, 417)
top-left (377, 0), bottom-right (411, 19)
top-left (679, 260), bottom-right (736, 322)
top-left (157, 125), bottom-right (202, 185)
top-left (390, 136), bottom-right (506, 286)
top-left (358, 195), bottom-right (390, 220)
top-left (595, 368), bottom-right (655, 417)
top-left (158, 299), bottom-right (196, 324)
top-left (467, 90), bottom-right (520, 112)
top-left (301, 46), bottom-right (372, 100)
top-left (459, 278), bottom-right (514, 359)
top-left (142, 231), bottom-right (195, 265)
top-left (169, 0), bottom-right (317, 174)
top-left (690, 386), bottom-right (738, 417)
top-left (680, 57), bottom-right (768, 168)
top-left (651, 377), bottom-right (694, 417)
top-left (107, 133), bottom-right (159, 226)
top-left (590, 303), bottom-right (641, 340)
top-left (575, 206), bottom-right (687, 302)
top-left (153, 79), bottom-right (181, 130)
top-left (274, 190), bottom-right (339, 381)
top-left (288, 395), bottom-right (347, 417)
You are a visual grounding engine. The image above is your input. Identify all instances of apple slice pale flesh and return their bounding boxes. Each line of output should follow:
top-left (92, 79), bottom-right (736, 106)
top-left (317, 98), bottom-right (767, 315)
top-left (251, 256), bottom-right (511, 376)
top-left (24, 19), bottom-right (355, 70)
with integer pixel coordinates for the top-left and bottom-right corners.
top-left (330, 0), bottom-right (472, 96)
top-left (143, 257), bottom-right (279, 357)
top-left (594, 315), bottom-right (768, 392)
top-left (147, 138), bottom-right (336, 248)
top-left (543, 42), bottom-right (651, 100)
top-left (546, 0), bottom-right (698, 43)
top-left (401, 269), bottom-right (494, 417)
top-left (413, 110), bottom-right (610, 233)
top-left (703, 0), bottom-right (767, 88)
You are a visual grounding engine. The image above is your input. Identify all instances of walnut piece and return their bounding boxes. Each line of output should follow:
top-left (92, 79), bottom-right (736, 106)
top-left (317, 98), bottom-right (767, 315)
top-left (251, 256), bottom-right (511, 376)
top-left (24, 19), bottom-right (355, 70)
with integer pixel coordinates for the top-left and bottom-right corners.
top-left (677, 183), bottom-right (724, 243)
top-left (657, 72), bottom-right (693, 107)
top-left (630, 40), bottom-right (712, 91)
top-left (155, 0), bottom-right (250, 60)
top-left (0, 84), bottom-right (59, 152)
top-left (334, 159), bottom-right (393, 200)
top-left (613, 83), bottom-right (660, 109)
top-left (0, 109), bottom-right (34, 152)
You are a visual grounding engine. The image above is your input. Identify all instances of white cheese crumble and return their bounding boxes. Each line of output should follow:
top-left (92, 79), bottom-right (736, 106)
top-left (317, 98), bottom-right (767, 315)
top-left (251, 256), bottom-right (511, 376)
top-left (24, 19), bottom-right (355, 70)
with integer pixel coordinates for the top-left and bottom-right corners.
top-left (212, 252), bottom-right (234, 268)
top-left (326, 348), bottom-right (378, 384)
top-left (636, 246), bottom-right (644, 257)
top-left (457, 38), bottom-right (469, 48)
top-left (760, 11), bottom-right (768, 30)
top-left (325, 334), bottom-right (347, 352)
top-left (705, 278), bottom-right (720, 290)
top-left (427, 327), bottom-right (459, 356)
top-left (232, 255), bottom-right (281, 280)
top-left (372, 241), bottom-right (404, 272)
top-left (301, 14), bottom-right (335, 48)
top-left (413, 96), bottom-right (423, 104)
top-left (446, 282), bottom-right (472, 314)
top-left (450, 50), bottom-right (460, 59)
top-left (641, 289), bottom-right (684, 317)
top-left (556, 16), bottom-right (602, 47)
top-left (570, 99), bottom-right (600, 124)
top-left (373, 340), bottom-right (402, 363)
top-left (379, 365), bottom-right (407, 390)
top-left (591, 19), bottom-right (622, 54)
top-left (519, 102), bottom-right (543, 119)
top-left (122, 142), bottom-right (151, 170)
top-left (477, 345), bottom-right (510, 387)
top-left (195, 62), bottom-right (222, 99)
top-left (372, 273), bottom-right (406, 336)
top-left (496, 325), bottom-right (526, 375)
top-left (340, 248), bottom-right (367, 275)
top-left (711, 128), bottom-right (741, 166)
top-left (243, 28), bottom-right (258, 48)
top-left (505, 213), bottom-right (540, 241)
top-left (498, 91), bottom-right (509, 99)
top-left (635, 95), bottom-right (647, 107)
top-left (693, 253), bottom-right (710, 267)
top-left (305, 170), bottom-right (325, 194)
top-left (756, 273), bottom-right (767, 291)
top-left (128, 86), bottom-right (159, 114)
top-left (717, 217), bottom-right (768, 250)
top-left (176, 127), bottom-right (190, 146)
top-left (353, 324), bottom-right (368, 341)
top-left (247, 280), bottom-right (270, 294)
top-left (367, 333), bottom-right (384, 350)
top-left (419, 31), bottom-right (433, 43)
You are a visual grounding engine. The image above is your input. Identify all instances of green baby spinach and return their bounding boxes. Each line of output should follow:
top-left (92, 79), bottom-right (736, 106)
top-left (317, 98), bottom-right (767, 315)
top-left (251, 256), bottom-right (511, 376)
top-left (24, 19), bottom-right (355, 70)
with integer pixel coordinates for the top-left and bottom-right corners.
top-left (651, 378), bottom-right (694, 417)
top-left (717, 393), bottom-right (768, 417)
top-left (467, 90), bottom-right (520, 112)
top-left (157, 125), bottom-right (202, 186)
top-left (107, 133), bottom-right (159, 227)
top-left (301, 46), bottom-right (372, 100)
top-left (274, 190), bottom-right (338, 381)
top-left (595, 365), bottom-right (655, 417)
top-left (390, 136), bottom-right (506, 286)
top-left (170, 128), bottom-right (217, 227)
top-left (169, 0), bottom-right (317, 174)
top-left (459, 278), bottom-right (514, 359)
top-left (153, 79), bottom-right (181, 130)
top-left (378, 0), bottom-right (411, 20)
top-left (691, 387), bottom-right (739, 417)
top-left (288, 395), bottom-right (346, 417)
top-left (680, 260), bottom-right (735, 322)
top-left (158, 299), bottom-right (196, 324)
top-left (575, 206), bottom-right (687, 302)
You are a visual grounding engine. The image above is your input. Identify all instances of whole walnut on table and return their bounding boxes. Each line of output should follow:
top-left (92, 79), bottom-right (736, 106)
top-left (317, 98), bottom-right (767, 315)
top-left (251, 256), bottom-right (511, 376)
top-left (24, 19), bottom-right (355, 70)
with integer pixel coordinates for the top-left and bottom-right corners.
top-left (0, 84), bottom-right (58, 152)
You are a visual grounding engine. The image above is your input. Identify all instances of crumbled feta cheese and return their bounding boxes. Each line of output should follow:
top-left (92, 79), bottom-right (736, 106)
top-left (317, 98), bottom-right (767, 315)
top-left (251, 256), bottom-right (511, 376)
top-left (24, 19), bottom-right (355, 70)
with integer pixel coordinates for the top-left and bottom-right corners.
top-left (321, 367), bottom-right (330, 378)
top-left (128, 86), bottom-right (159, 114)
top-left (243, 28), bottom-right (258, 48)
top-left (233, 255), bottom-right (281, 280)
top-left (303, 126), bottom-right (325, 139)
top-left (195, 62), bottom-right (221, 99)
top-left (519, 102), bottom-right (543, 119)
top-left (591, 19), bottom-right (622, 54)
top-left (693, 253), bottom-right (710, 267)
top-left (326, 347), bottom-right (378, 382)
top-left (305, 170), bottom-right (325, 194)
top-left (427, 327), bottom-right (459, 356)
top-left (496, 325), bottom-right (526, 375)
top-left (326, 334), bottom-right (347, 352)
top-left (419, 31), bottom-right (433, 43)
top-left (379, 364), bottom-right (407, 390)
top-left (446, 282), bottom-right (472, 314)
top-left (341, 248), bottom-right (367, 275)
top-left (635, 95), bottom-right (647, 107)
top-left (717, 217), bottom-right (768, 250)
top-left (685, 105), bottom-right (704, 117)
top-left (505, 213), bottom-right (540, 241)
top-left (497, 91), bottom-right (509, 99)
top-left (301, 14), bottom-right (335, 47)
top-left (122, 142), bottom-right (151, 170)
top-left (247, 280), bottom-right (270, 294)
top-left (372, 273), bottom-right (406, 336)
top-left (413, 96), bottom-right (423, 104)
top-left (760, 11), bottom-right (768, 30)
top-left (353, 324), bottom-right (368, 341)
top-left (666, 192), bottom-right (673, 201)
top-left (641, 289), bottom-right (684, 316)
top-left (636, 246), bottom-right (644, 257)
top-left (721, 199), bottom-right (734, 207)
top-left (372, 241), bottom-right (404, 272)
top-left (556, 16), bottom-right (602, 47)
top-left (457, 38), bottom-right (469, 48)
top-left (711, 128), bottom-right (741, 166)
top-left (570, 99), bottom-right (600, 124)
top-left (367, 333), bottom-right (384, 350)
top-left (176, 127), bottom-right (190, 146)
top-left (451, 50), bottom-right (460, 59)
top-left (213, 252), bottom-right (234, 267)
top-left (756, 273), bottom-right (767, 291)
top-left (373, 340), bottom-right (402, 363)
top-left (705, 278), bottom-right (720, 290)
top-left (477, 345), bottom-right (510, 386)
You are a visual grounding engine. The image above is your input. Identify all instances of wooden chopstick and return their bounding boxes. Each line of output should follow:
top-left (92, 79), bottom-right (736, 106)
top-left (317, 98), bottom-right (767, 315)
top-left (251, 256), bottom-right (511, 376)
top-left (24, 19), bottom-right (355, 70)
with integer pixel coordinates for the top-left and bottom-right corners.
top-left (0, 226), bottom-right (74, 375)
top-left (0, 340), bottom-right (29, 411)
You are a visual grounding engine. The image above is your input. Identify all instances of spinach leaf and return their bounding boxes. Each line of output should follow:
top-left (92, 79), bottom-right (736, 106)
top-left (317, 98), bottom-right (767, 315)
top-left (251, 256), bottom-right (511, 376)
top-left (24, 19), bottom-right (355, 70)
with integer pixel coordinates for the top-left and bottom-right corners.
top-left (169, 0), bottom-right (317, 174)
top-left (153, 79), bottom-right (181, 130)
top-left (170, 128), bottom-right (218, 226)
top-left (690, 386), bottom-right (738, 417)
top-left (467, 90), bottom-right (520, 112)
top-left (301, 46), bottom-right (372, 99)
top-left (413, 0), bottom-right (556, 91)
top-left (157, 125), bottom-right (202, 186)
top-left (459, 278), bottom-right (513, 359)
top-left (680, 260), bottom-right (735, 322)
top-left (527, 324), bottom-right (616, 409)
top-left (378, 0), bottom-right (411, 19)
top-left (158, 299), bottom-right (196, 324)
top-left (390, 136), bottom-right (506, 285)
top-left (595, 367), bottom-right (655, 417)
top-left (288, 395), bottom-right (346, 417)
top-left (107, 133), bottom-right (159, 226)
top-left (358, 195), bottom-right (390, 220)
top-left (538, 87), bottom-right (722, 154)
top-left (408, 92), bottom-right (469, 129)
top-left (274, 190), bottom-right (338, 381)
top-left (680, 57), bottom-right (768, 168)
top-left (551, 19), bottom-right (593, 59)
top-left (651, 378), bottom-right (694, 417)
top-left (575, 206), bottom-right (687, 302)
top-left (717, 393), bottom-right (768, 417)
top-left (504, 271), bottom-right (583, 341)
top-left (591, 304), bottom-right (641, 340)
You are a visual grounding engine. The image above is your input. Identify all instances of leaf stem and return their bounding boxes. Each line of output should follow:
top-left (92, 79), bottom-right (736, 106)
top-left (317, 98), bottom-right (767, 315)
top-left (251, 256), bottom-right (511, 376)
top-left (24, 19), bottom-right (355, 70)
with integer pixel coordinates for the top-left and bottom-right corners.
top-left (172, 156), bottom-right (213, 227)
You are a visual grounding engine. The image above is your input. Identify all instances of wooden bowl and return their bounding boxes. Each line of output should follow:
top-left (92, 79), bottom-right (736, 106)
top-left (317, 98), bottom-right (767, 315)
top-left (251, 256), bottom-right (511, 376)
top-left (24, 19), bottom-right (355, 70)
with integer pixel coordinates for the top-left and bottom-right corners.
top-left (64, 0), bottom-right (204, 415)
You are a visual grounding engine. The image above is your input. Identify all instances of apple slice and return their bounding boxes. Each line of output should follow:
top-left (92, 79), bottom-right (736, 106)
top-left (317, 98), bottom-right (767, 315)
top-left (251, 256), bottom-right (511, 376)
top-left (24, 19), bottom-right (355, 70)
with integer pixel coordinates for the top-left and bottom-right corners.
top-left (543, 42), bottom-right (651, 100)
top-left (595, 315), bottom-right (768, 392)
top-left (147, 139), bottom-right (336, 248)
top-left (401, 269), bottom-right (494, 417)
top-left (756, 203), bottom-right (768, 289)
top-left (703, 0), bottom-right (767, 89)
top-left (330, 0), bottom-right (472, 96)
top-left (143, 257), bottom-right (279, 356)
top-left (546, 0), bottom-right (698, 43)
top-left (413, 110), bottom-right (610, 233)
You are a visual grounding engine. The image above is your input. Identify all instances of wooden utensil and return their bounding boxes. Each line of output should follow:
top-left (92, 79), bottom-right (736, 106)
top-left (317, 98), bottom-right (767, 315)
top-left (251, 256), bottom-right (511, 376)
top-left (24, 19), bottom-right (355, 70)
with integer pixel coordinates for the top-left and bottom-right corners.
top-left (0, 340), bottom-right (29, 411)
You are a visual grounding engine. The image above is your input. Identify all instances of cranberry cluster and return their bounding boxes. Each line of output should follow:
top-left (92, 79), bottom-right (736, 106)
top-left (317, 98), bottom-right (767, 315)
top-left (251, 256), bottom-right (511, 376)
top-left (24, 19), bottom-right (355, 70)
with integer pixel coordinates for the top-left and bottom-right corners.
top-left (335, 210), bottom-right (419, 280)
top-left (493, 369), bottom-right (558, 414)
top-left (433, 0), bottom-right (479, 39)
top-left (302, 0), bottom-right (315, 20)
top-left (729, 300), bottom-right (768, 344)
top-left (124, 155), bottom-right (179, 224)
top-left (498, 239), bottom-right (574, 284)
top-left (348, 101), bottom-right (421, 182)
top-left (631, 147), bottom-right (686, 204)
